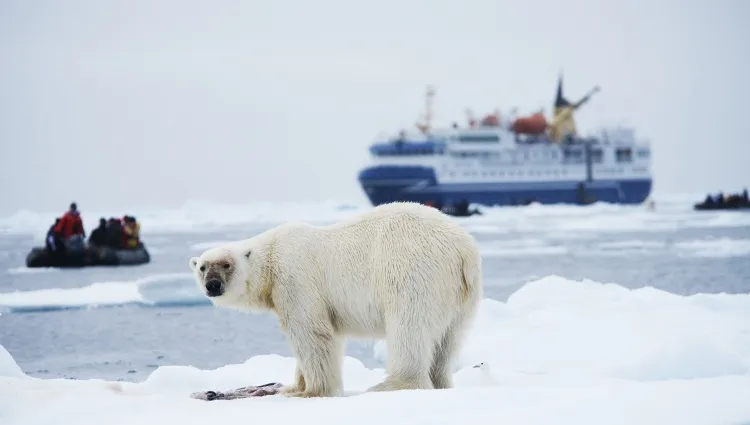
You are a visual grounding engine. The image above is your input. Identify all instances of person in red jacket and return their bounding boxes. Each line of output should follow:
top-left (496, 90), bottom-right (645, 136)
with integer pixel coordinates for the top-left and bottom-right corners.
top-left (54, 202), bottom-right (86, 240)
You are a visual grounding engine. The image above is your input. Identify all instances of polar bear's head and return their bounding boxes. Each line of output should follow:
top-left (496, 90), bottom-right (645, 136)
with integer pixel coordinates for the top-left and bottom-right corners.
top-left (189, 245), bottom-right (251, 308)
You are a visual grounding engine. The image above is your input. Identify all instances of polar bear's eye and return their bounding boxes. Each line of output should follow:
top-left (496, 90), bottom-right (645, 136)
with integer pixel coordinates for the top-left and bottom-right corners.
top-left (199, 265), bottom-right (206, 272)
top-left (223, 263), bottom-right (231, 269)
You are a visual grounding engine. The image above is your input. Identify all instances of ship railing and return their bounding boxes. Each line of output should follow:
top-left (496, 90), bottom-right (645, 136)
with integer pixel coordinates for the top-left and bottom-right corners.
top-left (371, 129), bottom-right (435, 144)
top-left (587, 125), bottom-right (650, 145)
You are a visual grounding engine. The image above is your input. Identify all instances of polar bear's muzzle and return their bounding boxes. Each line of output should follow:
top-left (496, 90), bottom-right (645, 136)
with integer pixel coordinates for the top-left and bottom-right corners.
top-left (205, 279), bottom-right (224, 297)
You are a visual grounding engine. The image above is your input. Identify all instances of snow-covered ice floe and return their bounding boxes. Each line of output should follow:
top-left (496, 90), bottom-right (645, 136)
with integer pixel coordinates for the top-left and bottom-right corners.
top-left (2, 276), bottom-right (750, 425)
top-left (3, 193), bottom-right (750, 238)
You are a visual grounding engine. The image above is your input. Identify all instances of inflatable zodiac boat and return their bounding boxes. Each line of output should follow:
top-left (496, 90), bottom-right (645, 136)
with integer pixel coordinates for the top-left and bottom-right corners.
top-left (25, 243), bottom-right (151, 268)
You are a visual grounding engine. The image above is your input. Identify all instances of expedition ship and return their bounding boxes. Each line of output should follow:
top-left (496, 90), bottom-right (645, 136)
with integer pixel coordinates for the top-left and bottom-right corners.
top-left (357, 75), bottom-right (652, 212)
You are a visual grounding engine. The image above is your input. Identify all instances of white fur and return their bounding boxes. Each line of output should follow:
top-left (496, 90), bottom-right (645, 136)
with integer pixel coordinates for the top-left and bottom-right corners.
top-left (189, 202), bottom-right (483, 398)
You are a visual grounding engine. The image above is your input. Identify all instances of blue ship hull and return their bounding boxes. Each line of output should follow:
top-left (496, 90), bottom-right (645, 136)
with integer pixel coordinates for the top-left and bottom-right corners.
top-left (358, 166), bottom-right (652, 207)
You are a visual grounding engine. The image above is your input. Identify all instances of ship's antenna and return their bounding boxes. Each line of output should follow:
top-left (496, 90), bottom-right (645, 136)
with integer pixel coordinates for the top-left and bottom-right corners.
top-left (465, 108), bottom-right (476, 128)
top-left (416, 85), bottom-right (436, 134)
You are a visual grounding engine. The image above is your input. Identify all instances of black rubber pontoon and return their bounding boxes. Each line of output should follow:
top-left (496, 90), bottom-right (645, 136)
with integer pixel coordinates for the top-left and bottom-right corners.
top-left (693, 202), bottom-right (750, 211)
top-left (25, 243), bottom-right (151, 268)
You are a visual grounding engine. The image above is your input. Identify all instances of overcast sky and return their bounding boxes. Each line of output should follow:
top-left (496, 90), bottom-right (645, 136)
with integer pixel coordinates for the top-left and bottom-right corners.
top-left (1, 0), bottom-right (748, 215)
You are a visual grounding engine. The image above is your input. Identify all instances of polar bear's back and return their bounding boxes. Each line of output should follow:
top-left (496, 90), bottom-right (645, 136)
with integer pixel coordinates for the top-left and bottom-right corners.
top-left (313, 202), bottom-right (482, 320)
top-left (322, 202), bottom-right (475, 255)
top-left (362, 201), bottom-right (480, 284)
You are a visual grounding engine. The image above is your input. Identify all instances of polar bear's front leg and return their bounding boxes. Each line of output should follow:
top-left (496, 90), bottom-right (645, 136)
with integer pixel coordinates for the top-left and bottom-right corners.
top-left (282, 320), bottom-right (344, 398)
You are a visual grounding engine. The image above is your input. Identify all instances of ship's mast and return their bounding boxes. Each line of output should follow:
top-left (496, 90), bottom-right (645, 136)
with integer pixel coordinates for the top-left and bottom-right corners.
top-left (416, 85), bottom-right (436, 134)
top-left (548, 73), bottom-right (600, 143)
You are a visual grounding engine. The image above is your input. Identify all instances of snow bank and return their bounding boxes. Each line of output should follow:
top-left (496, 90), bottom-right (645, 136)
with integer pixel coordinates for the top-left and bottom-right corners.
top-left (2, 193), bottom-right (749, 238)
top-left (479, 238), bottom-right (569, 257)
top-left (189, 240), bottom-right (237, 251)
top-left (0, 199), bottom-right (363, 237)
top-left (675, 237), bottom-right (750, 258)
top-left (0, 272), bottom-right (200, 313)
top-left (374, 275), bottom-right (750, 380)
top-left (0, 344), bottom-right (25, 379)
top-left (2, 275), bottom-right (750, 424)
top-left (6, 267), bottom-right (60, 275)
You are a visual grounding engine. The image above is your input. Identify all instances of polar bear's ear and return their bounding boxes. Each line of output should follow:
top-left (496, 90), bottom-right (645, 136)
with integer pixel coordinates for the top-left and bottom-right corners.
top-left (244, 249), bottom-right (251, 259)
top-left (189, 257), bottom-right (199, 271)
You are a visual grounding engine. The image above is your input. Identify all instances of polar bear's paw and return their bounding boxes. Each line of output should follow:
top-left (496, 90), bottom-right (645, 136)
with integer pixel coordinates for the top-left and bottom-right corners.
top-left (366, 376), bottom-right (433, 393)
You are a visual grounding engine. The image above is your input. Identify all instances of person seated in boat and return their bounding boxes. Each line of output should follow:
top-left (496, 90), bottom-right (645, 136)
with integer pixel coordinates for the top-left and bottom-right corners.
top-left (44, 218), bottom-right (67, 265)
top-left (45, 218), bottom-right (62, 252)
top-left (106, 217), bottom-right (124, 249)
top-left (742, 188), bottom-right (748, 203)
top-left (715, 193), bottom-right (725, 207)
top-left (702, 195), bottom-right (715, 207)
top-left (88, 218), bottom-right (109, 248)
top-left (53, 202), bottom-right (86, 254)
top-left (121, 215), bottom-right (141, 249)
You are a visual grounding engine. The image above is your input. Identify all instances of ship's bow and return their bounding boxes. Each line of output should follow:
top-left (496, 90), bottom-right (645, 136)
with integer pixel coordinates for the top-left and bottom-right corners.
top-left (357, 165), bottom-right (437, 206)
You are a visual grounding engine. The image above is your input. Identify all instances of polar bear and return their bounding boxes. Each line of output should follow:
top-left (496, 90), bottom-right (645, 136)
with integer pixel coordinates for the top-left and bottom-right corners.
top-left (189, 201), bottom-right (483, 398)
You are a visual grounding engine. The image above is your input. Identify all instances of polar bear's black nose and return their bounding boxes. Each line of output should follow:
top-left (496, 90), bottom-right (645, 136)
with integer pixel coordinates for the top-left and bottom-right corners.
top-left (205, 279), bottom-right (223, 297)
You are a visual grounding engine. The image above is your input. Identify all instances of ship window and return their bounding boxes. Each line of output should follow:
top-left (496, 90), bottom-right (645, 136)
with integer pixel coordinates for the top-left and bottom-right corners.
top-left (616, 148), bottom-right (632, 163)
top-left (591, 148), bottom-right (603, 163)
top-left (458, 134), bottom-right (500, 143)
top-left (637, 149), bottom-right (649, 158)
top-left (563, 147), bottom-right (583, 162)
